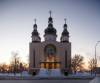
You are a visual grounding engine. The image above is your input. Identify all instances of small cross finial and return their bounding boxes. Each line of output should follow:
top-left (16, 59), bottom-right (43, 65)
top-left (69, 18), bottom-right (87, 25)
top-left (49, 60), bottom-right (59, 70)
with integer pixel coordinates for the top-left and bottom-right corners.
top-left (64, 18), bottom-right (67, 24)
top-left (34, 19), bottom-right (36, 24)
top-left (49, 10), bottom-right (52, 17)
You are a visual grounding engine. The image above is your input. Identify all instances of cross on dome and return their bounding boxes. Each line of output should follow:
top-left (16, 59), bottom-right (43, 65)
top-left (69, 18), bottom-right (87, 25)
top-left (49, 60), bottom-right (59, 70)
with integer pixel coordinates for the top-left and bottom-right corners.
top-left (49, 10), bottom-right (52, 17)
top-left (64, 18), bottom-right (67, 24)
top-left (34, 19), bottom-right (36, 24)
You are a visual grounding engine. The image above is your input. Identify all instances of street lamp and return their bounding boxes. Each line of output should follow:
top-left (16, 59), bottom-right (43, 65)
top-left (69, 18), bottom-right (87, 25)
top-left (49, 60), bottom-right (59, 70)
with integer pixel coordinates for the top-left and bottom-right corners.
top-left (95, 41), bottom-right (100, 75)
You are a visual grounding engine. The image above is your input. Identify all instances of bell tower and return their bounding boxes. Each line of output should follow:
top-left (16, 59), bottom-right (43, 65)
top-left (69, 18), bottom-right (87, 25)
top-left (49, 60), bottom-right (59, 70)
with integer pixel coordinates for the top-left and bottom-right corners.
top-left (60, 18), bottom-right (69, 42)
top-left (31, 19), bottom-right (41, 42)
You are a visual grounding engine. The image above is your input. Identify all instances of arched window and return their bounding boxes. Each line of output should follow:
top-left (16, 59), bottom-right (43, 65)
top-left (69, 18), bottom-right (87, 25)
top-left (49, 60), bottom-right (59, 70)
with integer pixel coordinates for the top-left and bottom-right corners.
top-left (44, 44), bottom-right (56, 56)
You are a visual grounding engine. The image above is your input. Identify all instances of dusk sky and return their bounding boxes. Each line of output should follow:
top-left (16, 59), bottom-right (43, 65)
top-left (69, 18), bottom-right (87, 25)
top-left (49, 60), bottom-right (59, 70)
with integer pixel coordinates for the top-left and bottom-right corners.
top-left (0, 0), bottom-right (100, 65)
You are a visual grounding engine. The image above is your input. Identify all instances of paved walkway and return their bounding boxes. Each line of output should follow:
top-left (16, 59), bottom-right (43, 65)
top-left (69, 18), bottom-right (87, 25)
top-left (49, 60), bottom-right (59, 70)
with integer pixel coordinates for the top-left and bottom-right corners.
top-left (0, 79), bottom-right (91, 83)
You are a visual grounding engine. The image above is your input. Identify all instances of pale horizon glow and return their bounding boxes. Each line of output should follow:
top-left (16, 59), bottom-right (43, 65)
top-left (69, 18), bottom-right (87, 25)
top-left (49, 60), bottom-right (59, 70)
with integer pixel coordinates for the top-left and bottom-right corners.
top-left (0, 0), bottom-right (100, 66)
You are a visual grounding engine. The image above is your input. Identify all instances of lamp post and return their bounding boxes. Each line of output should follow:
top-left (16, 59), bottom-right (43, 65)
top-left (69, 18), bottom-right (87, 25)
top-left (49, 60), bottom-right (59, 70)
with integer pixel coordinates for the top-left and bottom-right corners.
top-left (95, 41), bottom-right (100, 76)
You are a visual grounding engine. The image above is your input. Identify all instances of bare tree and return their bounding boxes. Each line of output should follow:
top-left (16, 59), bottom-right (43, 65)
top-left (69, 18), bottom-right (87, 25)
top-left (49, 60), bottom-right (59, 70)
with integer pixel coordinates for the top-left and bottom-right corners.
top-left (10, 52), bottom-right (21, 75)
top-left (88, 58), bottom-right (96, 75)
top-left (10, 52), bottom-right (29, 75)
top-left (71, 54), bottom-right (84, 74)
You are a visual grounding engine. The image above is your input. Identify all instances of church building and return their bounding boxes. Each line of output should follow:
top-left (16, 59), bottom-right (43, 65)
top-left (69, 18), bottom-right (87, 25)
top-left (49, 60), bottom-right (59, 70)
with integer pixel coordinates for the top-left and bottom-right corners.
top-left (29, 11), bottom-right (71, 74)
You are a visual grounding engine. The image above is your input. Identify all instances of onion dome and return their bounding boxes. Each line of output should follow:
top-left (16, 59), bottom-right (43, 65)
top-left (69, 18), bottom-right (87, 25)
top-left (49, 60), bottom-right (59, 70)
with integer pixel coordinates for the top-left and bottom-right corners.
top-left (32, 27), bottom-right (39, 36)
top-left (62, 27), bottom-right (69, 37)
top-left (44, 11), bottom-right (57, 36)
top-left (61, 19), bottom-right (69, 37)
top-left (32, 19), bottom-right (39, 36)
top-left (45, 23), bottom-right (56, 35)
top-left (48, 17), bottom-right (53, 24)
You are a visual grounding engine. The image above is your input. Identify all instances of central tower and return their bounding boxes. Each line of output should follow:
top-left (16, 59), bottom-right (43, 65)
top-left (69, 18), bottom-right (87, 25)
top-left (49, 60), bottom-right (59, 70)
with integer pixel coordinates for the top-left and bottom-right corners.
top-left (44, 11), bottom-right (57, 41)
top-left (29, 11), bottom-right (71, 75)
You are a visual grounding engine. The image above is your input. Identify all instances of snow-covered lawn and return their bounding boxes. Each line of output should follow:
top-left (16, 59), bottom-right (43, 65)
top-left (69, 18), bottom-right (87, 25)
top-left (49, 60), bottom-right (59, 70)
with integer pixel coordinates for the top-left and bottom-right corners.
top-left (0, 71), bottom-right (94, 80)
top-left (70, 72), bottom-right (95, 76)
top-left (0, 71), bottom-right (31, 77)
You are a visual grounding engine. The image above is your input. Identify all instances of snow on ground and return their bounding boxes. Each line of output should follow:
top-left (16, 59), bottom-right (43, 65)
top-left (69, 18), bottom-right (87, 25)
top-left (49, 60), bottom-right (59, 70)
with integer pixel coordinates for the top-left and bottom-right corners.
top-left (0, 71), bottom-right (31, 77)
top-left (35, 68), bottom-right (64, 77)
top-left (0, 71), bottom-right (95, 78)
top-left (69, 72), bottom-right (95, 76)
